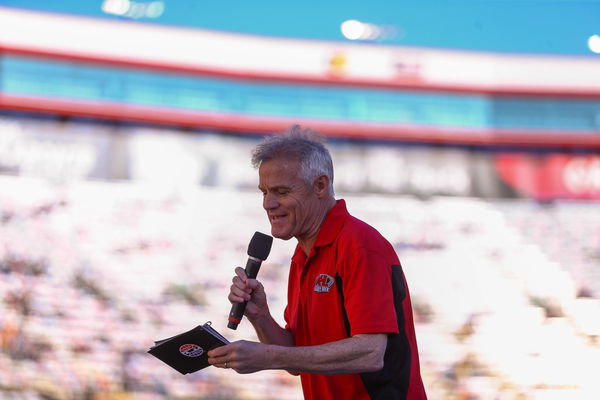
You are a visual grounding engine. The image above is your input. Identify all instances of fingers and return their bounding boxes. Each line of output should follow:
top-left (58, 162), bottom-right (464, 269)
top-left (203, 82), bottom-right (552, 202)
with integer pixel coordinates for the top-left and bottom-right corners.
top-left (208, 358), bottom-right (231, 369)
top-left (229, 267), bottom-right (262, 303)
top-left (208, 341), bottom-right (261, 374)
top-left (208, 345), bottom-right (232, 369)
top-left (207, 345), bottom-right (228, 358)
top-left (229, 273), bottom-right (251, 303)
top-left (235, 266), bottom-right (248, 281)
top-left (213, 360), bottom-right (233, 370)
top-left (229, 286), bottom-right (250, 302)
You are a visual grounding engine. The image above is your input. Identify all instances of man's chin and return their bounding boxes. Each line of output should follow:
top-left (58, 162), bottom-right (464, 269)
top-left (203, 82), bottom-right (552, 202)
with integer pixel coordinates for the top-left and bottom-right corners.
top-left (270, 229), bottom-right (293, 241)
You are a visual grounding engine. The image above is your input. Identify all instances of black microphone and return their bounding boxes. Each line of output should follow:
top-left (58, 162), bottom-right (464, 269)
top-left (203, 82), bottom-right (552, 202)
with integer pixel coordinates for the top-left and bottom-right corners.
top-left (227, 231), bottom-right (273, 330)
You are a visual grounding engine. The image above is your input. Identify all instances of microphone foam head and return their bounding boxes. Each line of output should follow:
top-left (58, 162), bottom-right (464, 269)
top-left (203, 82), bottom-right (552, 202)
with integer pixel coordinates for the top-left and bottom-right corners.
top-left (247, 231), bottom-right (273, 260)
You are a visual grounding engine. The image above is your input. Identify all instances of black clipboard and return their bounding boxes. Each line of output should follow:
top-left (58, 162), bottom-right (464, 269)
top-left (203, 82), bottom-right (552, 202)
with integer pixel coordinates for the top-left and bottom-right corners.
top-left (148, 322), bottom-right (230, 374)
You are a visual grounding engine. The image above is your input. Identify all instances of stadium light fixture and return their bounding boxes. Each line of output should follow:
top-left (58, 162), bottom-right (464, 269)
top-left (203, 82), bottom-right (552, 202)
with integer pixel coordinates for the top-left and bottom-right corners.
top-left (341, 20), bottom-right (366, 40)
top-left (588, 34), bottom-right (600, 54)
top-left (341, 19), bottom-right (400, 42)
top-left (101, 0), bottom-right (164, 19)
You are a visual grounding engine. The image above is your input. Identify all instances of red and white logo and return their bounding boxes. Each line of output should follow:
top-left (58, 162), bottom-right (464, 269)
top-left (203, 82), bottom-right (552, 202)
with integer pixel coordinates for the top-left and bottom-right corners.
top-left (179, 344), bottom-right (204, 357)
top-left (314, 274), bottom-right (334, 293)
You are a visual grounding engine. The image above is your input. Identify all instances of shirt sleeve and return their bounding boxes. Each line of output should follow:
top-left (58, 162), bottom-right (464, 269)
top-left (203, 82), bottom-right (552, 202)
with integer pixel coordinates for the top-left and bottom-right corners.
top-left (339, 247), bottom-right (399, 336)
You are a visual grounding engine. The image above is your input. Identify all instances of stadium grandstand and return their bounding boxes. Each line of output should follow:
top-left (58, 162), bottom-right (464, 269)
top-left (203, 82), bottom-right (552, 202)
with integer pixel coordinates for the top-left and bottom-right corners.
top-left (1, 3), bottom-right (599, 400)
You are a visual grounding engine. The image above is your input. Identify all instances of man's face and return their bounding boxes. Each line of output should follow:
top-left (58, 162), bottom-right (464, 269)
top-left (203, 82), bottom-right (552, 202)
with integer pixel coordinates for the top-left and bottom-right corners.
top-left (258, 158), bottom-right (322, 242)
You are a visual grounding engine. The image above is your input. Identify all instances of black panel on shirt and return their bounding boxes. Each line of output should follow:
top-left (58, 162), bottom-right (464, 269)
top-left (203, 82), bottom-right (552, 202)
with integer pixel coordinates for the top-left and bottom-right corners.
top-left (336, 265), bottom-right (412, 400)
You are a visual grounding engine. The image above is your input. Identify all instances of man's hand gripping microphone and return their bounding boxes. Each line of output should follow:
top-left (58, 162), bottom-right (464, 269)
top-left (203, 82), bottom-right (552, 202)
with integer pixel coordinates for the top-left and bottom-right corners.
top-left (227, 231), bottom-right (273, 330)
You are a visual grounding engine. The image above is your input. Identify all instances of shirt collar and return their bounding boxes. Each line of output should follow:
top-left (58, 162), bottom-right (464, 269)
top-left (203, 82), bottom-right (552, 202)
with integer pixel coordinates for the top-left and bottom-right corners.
top-left (291, 199), bottom-right (348, 265)
top-left (313, 199), bottom-right (349, 248)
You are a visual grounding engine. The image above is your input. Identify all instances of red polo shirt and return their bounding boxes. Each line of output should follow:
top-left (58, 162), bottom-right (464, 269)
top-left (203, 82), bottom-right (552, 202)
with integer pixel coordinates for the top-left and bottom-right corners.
top-left (284, 200), bottom-right (427, 400)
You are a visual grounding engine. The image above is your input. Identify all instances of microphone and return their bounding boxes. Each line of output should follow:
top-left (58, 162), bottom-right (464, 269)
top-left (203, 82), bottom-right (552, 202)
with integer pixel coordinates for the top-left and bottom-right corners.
top-left (227, 231), bottom-right (273, 330)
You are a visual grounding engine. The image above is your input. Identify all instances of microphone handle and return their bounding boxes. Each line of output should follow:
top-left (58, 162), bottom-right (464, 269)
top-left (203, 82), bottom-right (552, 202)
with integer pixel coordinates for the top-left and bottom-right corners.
top-left (227, 257), bottom-right (262, 330)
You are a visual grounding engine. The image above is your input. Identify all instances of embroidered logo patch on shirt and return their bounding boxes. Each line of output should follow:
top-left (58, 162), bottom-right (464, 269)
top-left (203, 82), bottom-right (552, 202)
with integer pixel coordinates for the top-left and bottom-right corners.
top-left (314, 273), bottom-right (334, 293)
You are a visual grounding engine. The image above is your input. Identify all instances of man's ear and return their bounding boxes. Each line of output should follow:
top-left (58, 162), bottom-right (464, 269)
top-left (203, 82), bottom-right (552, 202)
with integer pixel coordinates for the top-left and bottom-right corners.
top-left (313, 175), bottom-right (330, 198)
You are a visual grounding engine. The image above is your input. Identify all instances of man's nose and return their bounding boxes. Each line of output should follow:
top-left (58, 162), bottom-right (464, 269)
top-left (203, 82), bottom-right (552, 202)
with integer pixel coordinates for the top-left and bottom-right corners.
top-left (263, 192), bottom-right (278, 210)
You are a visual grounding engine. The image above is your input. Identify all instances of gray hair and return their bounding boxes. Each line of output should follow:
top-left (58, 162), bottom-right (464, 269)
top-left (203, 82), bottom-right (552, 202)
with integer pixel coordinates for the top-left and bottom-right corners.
top-left (251, 125), bottom-right (334, 194)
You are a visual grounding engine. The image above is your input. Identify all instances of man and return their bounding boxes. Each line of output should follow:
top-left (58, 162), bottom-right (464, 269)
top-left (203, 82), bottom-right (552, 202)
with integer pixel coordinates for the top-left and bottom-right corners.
top-left (208, 125), bottom-right (427, 400)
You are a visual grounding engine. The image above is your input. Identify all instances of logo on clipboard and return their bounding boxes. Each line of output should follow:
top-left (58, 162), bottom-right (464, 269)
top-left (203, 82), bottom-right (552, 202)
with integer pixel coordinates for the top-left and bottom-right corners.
top-left (179, 344), bottom-right (204, 357)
